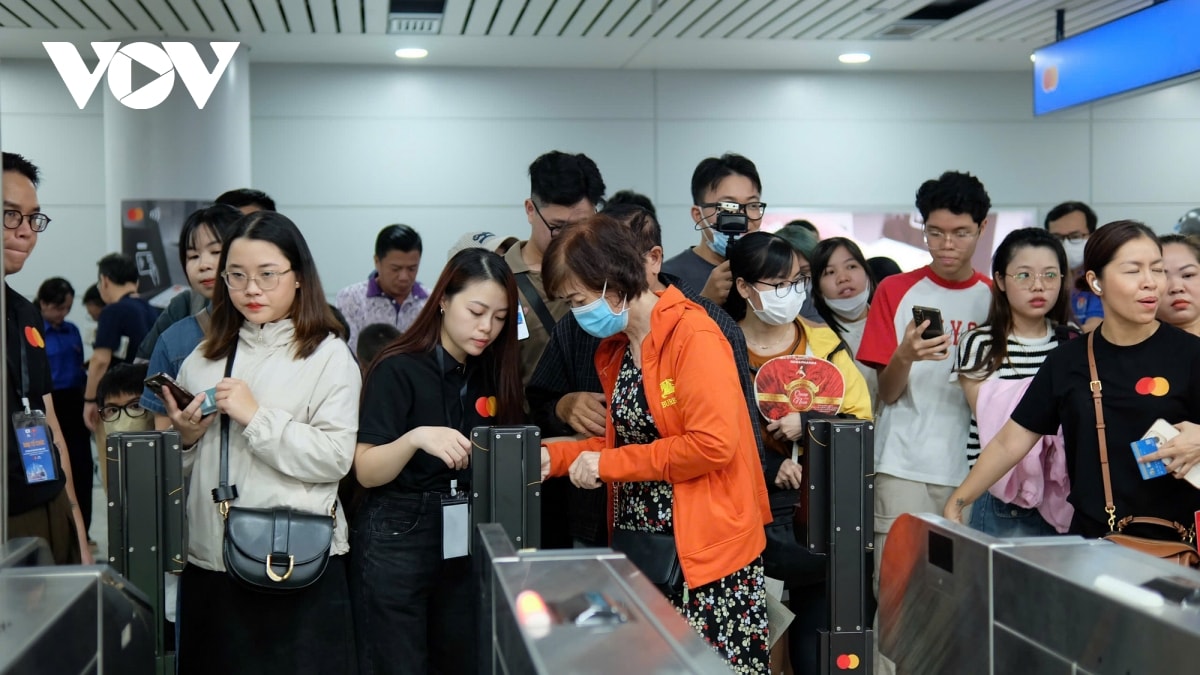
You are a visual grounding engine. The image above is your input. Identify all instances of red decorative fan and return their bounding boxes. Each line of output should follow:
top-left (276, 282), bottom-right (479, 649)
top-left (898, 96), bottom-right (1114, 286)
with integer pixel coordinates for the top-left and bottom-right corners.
top-left (754, 355), bottom-right (845, 421)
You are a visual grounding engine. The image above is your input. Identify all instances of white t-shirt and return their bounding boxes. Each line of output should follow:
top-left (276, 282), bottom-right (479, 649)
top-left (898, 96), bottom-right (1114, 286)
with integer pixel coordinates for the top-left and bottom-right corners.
top-left (856, 266), bottom-right (991, 486)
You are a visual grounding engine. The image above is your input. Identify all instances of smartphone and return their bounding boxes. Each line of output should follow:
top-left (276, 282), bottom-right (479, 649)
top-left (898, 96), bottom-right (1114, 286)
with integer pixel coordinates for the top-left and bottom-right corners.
top-left (912, 305), bottom-right (945, 340)
top-left (145, 372), bottom-right (218, 415)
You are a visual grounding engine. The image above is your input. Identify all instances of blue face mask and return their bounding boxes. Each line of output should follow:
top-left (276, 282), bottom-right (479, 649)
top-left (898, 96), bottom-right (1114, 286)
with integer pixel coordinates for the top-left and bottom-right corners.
top-left (706, 229), bottom-right (731, 257)
top-left (572, 282), bottom-right (629, 339)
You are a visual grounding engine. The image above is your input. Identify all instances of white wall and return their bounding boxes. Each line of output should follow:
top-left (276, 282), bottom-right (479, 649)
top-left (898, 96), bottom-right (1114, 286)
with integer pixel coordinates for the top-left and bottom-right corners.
top-left (3, 59), bottom-right (1200, 326)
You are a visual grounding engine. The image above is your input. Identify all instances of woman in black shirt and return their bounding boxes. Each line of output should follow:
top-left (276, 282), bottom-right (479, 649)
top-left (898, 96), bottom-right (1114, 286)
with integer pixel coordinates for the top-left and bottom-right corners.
top-left (350, 249), bottom-right (523, 675)
top-left (946, 220), bottom-right (1200, 538)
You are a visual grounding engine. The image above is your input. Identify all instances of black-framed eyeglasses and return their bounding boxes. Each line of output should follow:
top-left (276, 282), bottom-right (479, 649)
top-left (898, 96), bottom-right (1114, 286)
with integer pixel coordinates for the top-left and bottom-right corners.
top-left (754, 276), bottom-right (811, 298)
top-left (532, 199), bottom-right (601, 235)
top-left (1051, 232), bottom-right (1088, 243)
top-left (699, 201), bottom-right (767, 220)
top-left (3, 210), bottom-right (51, 232)
top-left (100, 401), bottom-right (147, 423)
top-left (222, 269), bottom-right (293, 291)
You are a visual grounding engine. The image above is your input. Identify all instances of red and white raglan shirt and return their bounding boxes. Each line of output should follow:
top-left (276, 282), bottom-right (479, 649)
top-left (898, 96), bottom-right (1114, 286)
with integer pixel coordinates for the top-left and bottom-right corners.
top-left (857, 266), bottom-right (992, 487)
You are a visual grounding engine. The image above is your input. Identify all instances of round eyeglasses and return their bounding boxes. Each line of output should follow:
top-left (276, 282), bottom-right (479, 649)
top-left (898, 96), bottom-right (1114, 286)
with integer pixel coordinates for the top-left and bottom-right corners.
top-left (3, 210), bottom-right (51, 233)
top-left (100, 401), bottom-right (147, 423)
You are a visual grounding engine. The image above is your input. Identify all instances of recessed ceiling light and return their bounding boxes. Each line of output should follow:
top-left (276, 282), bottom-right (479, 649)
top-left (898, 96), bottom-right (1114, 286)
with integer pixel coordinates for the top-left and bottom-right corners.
top-left (395, 48), bottom-right (428, 59)
top-left (838, 52), bottom-right (871, 64)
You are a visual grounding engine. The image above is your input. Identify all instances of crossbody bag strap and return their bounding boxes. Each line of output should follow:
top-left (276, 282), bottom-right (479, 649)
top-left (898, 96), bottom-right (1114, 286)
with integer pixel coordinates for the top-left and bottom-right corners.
top-left (1086, 332), bottom-right (1118, 532)
top-left (211, 339), bottom-right (240, 514)
top-left (515, 272), bottom-right (557, 332)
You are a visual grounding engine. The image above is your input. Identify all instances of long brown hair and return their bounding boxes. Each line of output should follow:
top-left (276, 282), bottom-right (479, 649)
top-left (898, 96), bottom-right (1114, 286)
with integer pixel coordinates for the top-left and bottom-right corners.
top-left (204, 211), bottom-right (345, 361)
top-left (365, 248), bottom-right (523, 425)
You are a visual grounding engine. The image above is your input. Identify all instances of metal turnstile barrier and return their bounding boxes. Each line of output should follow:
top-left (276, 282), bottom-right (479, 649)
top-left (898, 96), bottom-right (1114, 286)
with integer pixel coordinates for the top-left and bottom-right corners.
top-left (880, 513), bottom-right (1200, 674)
top-left (475, 523), bottom-right (732, 674)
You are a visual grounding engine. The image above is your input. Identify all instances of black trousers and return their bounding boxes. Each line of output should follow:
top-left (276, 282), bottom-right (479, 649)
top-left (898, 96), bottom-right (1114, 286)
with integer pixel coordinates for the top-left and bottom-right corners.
top-left (350, 490), bottom-right (477, 675)
top-left (52, 386), bottom-right (93, 532)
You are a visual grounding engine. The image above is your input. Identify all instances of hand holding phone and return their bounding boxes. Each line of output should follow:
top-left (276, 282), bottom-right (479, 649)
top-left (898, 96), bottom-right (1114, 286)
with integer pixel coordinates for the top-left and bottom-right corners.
top-left (145, 372), bottom-right (218, 416)
top-left (912, 305), bottom-right (945, 340)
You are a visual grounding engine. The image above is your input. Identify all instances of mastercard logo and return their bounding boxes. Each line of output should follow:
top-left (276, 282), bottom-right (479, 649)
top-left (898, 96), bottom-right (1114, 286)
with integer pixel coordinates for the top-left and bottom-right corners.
top-left (1135, 377), bottom-right (1170, 397)
top-left (475, 396), bottom-right (497, 418)
top-left (24, 326), bottom-right (44, 349)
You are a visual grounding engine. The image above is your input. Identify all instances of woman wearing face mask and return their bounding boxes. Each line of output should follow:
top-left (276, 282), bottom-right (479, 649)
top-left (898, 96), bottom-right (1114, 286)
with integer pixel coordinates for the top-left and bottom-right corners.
top-left (726, 232), bottom-right (871, 674)
top-left (351, 248), bottom-right (523, 675)
top-left (955, 228), bottom-right (1077, 538)
top-left (140, 204), bottom-right (243, 428)
top-left (946, 221), bottom-right (1200, 542)
top-left (539, 216), bottom-right (772, 674)
top-left (811, 237), bottom-right (879, 410)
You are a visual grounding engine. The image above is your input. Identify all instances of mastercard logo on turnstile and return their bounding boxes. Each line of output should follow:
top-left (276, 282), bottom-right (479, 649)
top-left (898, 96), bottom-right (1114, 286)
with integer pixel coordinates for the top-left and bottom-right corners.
top-left (754, 355), bottom-right (845, 421)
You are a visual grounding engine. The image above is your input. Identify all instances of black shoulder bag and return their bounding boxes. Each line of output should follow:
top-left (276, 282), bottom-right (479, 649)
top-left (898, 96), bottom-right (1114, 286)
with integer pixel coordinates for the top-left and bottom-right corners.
top-left (212, 341), bottom-right (335, 592)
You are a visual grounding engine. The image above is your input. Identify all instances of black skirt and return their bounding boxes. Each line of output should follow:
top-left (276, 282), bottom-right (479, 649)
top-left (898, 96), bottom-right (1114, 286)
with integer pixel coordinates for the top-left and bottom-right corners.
top-left (178, 555), bottom-right (356, 675)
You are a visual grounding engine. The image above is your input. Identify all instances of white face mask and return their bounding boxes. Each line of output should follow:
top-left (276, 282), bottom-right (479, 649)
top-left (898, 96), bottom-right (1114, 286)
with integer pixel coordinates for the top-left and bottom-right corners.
top-left (824, 288), bottom-right (870, 320)
top-left (1063, 239), bottom-right (1087, 270)
top-left (753, 284), bottom-right (807, 326)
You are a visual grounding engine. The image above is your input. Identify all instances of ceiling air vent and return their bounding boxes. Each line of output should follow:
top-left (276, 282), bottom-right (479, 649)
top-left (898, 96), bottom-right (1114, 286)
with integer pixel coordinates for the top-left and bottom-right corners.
top-left (872, 19), bottom-right (940, 39)
top-left (871, 0), bottom-right (990, 39)
top-left (388, 0), bottom-right (445, 35)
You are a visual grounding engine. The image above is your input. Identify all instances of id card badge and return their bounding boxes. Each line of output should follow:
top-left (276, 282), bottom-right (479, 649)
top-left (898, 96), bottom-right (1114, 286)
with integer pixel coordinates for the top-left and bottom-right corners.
top-left (13, 409), bottom-right (57, 484)
top-left (442, 480), bottom-right (469, 559)
top-left (516, 304), bottom-right (530, 341)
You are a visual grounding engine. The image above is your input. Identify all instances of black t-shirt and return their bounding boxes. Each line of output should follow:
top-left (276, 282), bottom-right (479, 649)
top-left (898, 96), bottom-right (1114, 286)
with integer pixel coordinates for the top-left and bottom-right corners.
top-left (1012, 324), bottom-right (1200, 530)
top-left (358, 347), bottom-right (497, 494)
top-left (95, 293), bottom-right (160, 363)
top-left (5, 284), bottom-right (62, 515)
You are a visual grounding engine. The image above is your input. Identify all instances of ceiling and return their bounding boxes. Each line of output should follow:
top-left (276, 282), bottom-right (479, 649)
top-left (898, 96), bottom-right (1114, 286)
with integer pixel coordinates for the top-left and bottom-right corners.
top-left (0, 0), bottom-right (1153, 70)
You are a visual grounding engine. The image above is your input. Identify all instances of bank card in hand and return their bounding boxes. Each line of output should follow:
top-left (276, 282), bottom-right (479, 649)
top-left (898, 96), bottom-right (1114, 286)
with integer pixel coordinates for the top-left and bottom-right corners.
top-left (1131, 419), bottom-right (1177, 480)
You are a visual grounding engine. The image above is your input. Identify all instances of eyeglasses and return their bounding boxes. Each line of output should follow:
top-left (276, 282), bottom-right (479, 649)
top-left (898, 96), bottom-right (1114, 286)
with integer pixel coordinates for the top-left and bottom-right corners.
top-left (924, 228), bottom-right (980, 246)
top-left (222, 269), bottom-right (293, 291)
top-left (1051, 232), bottom-right (1088, 243)
top-left (1005, 271), bottom-right (1062, 288)
top-left (99, 401), bottom-right (147, 423)
top-left (532, 200), bottom-right (599, 234)
top-left (755, 276), bottom-right (811, 298)
top-left (3, 210), bottom-right (51, 233)
top-left (699, 201), bottom-right (767, 220)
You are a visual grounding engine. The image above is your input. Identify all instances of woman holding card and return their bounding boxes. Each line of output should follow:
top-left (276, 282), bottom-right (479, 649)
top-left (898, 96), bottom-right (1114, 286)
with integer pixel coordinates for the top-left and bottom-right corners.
top-left (726, 231), bottom-right (871, 674)
top-left (946, 221), bottom-right (1200, 542)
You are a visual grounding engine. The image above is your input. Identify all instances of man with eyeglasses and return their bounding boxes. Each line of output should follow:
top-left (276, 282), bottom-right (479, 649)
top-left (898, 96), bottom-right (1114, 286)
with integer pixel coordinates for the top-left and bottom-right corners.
top-left (856, 170), bottom-right (993, 674)
top-left (3, 151), bottom-right (92, 565)
top-left (662, 153), bottom-right (765, 305)
top-left (1045, 201), bottom-right (1102, 332)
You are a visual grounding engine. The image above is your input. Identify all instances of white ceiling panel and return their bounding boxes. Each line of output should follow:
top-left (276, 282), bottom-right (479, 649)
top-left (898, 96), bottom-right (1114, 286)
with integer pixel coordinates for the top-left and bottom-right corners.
top-left (48, 0), bottom-right (105, 29)
top-left (22, 0), bottom-right (81, 29)
top-left (559, 0), bottom-right (610, 37)
top-left (257, 0), bottom-right (291, 32)
top-left (462, 0), bottom-right (502, 35)
top-left (277, 0), bottom-right (313, 32)
top-left (224, 0), bottom-right (265, 32)
top-left (771, 0), bottom-right (845, 39)
top-left (580, 0), bottom-right (636, 36)
top-left (310, 0), bottom-right (339, 32)
top-left (8, 1), bottom-right (55, 28)
top-left (194, 0), bottom-right (240, 32)
top-left (110, 0), bottom-right (163, 30)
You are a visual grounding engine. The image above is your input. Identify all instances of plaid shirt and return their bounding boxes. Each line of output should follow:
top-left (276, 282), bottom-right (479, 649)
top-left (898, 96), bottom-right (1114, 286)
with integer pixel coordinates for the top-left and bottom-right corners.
top-left (526, 272), bottom-right (765, 544)
top-left (335, 273), bottom-right (429, 352)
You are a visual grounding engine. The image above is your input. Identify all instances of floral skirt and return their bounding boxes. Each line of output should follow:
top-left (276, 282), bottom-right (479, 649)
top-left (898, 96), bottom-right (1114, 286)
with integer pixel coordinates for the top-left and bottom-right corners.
top-left (668, 557), bottom-right (769, 674)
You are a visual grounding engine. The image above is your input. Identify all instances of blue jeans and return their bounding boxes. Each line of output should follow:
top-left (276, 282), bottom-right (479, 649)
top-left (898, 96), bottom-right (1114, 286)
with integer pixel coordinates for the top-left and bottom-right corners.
top-left (349, 490), bottom-right (476, 675)
top-left (969, 491), bottom-right (1057, 538)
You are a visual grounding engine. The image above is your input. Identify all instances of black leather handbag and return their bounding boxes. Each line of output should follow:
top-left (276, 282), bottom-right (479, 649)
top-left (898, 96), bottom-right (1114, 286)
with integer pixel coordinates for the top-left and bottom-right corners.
top-left (211, 342), bottom-right (334, 593)
top-left (610, 528), bottom-right (684, 596)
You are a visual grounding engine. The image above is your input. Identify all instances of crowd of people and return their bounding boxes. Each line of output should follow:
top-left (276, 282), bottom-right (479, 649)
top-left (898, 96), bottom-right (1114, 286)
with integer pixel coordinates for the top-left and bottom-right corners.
top-left (6, 145), bottom-right (1200, 675)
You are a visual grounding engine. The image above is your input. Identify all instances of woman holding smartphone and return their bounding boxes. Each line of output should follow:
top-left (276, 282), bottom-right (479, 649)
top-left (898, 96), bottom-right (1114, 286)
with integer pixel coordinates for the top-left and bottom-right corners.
top-left (164, 211), bottom-right (359, 674)
top-left (946, 221), bottom-right (1200, 540)
top-left (350, 248), bottom-right (523, 675)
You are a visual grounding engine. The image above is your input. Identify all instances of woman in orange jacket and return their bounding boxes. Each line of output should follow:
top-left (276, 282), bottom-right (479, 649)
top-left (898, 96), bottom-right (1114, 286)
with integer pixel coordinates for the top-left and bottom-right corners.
top-left (538, 214), bottom-right (771, 674)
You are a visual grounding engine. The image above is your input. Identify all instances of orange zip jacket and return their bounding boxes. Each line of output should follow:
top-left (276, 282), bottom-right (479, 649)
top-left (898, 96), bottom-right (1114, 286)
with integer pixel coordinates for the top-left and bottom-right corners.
top-left (546, 286), bottom-right (770, 589)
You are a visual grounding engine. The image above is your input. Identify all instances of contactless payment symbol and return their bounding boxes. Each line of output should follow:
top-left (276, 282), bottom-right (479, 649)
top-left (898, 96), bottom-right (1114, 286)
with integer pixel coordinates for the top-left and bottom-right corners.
top-left (754, 355), bottom-right (845, 421)
top-left (1135, 377), bottom-right (1170, 397)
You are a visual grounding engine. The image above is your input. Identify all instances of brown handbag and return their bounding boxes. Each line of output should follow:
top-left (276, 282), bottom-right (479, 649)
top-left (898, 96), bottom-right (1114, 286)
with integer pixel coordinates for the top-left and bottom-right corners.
top-left (1086, 332), bottom-right (1200, 568)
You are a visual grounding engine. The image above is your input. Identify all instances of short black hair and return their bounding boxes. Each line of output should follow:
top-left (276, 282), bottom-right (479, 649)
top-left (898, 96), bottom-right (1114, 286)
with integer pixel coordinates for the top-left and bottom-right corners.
top-left (36, 277), bottom-right (74, 306)
top-left (215, 188), bottom-right (276, 212)
top-left (603, 202), bottom-right (662, 251)
top-left (97, 252), bottom-right (139, 285)
top-left (375, 224), bottom-right (423, 259)
top-left (529, 151), bottom-right (606, 207)
top-left (97, 362), bottom-right (148, 404)
top-left (787, 219), bottom-right (819, 236)
top-left (2, 152), bottom-right (41, 187)
top-left (1045, 201), bottom-right (1098, 233)
top-left (356, 323), bottom-right (401, 366)
top-left (690, 153), bottom-right (762, 206)
top-left (83, 284), bottom-right (104, 307)
top-left (867, 256), bottom-right (902, 282)
top-left (915, 171), bottom-right (991, 226)
top-left (606, 190), bottom-right (657, 220)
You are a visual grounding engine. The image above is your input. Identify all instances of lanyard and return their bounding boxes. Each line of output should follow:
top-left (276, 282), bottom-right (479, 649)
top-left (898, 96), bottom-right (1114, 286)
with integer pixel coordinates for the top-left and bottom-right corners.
top-left (17, 329), bottom-right (31, 414)
top-left (435, 346), bottom-right (469, 431)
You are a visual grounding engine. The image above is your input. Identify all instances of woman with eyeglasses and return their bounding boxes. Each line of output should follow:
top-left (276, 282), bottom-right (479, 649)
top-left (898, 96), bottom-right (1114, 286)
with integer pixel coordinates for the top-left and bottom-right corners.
top-left (725, 232), bottom-right (871, 674)
top-left (163, 211), bottom-right (360, 674)
top-left (955, 228), bottom-right (1077, 537)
